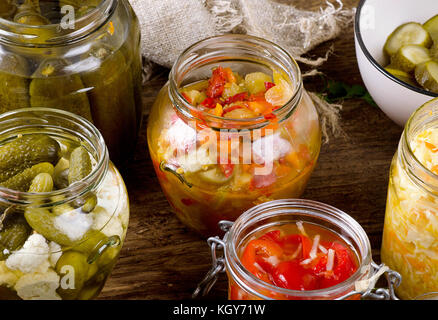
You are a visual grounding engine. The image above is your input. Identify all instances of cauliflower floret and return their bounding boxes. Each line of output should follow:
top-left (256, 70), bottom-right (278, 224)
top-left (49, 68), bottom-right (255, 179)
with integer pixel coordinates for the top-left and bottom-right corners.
top-left (0, 262), bottom-right (22, 288)
top-left (6, 234), bottom-right (50, 274)
top-left (252, 132), bottom-right (292, 165)
top-left (92, 206), bottom-right (123, 238)
top-left (49, 242), bottom-right (62, 268)
top-left (14, 270), bottom-right (61, 300)
top-left (176, 146), bottom-right (216, 173)
top-left (54, 210), bottom-right (93, 242)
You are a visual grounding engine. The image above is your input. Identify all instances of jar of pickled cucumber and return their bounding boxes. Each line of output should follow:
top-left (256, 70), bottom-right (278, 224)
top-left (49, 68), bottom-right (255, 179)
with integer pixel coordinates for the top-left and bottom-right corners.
top-left (382, 97), bottom-right (438, 300)
top-left (0, 108), bottom-right (129, 300)
top-left (147, 35), bottom-right (322, 237)
top-left (0, 0), bottom-right (142, 164)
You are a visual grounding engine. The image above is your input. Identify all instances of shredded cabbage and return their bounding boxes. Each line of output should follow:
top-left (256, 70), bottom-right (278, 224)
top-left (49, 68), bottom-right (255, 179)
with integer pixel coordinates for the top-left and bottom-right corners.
top-left (382, 128), bottom-right (438, 299)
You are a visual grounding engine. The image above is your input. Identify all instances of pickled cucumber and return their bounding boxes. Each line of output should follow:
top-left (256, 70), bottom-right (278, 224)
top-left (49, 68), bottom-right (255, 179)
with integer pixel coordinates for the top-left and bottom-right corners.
top-left (14, 11), bottom-right (50, 25)
top-left (28, 172), bottom-right (54, 193)
top-left (52, 203), bottom-right (75, 216)
top-left (24, 207), bottom-right (75, 246)
top-left (29, 59), bottom-right (92, 121)
top-left (0, 215), bottom-right (32, 260)
top-left (81, 194), bottom-right (97, 213)
top-left (81, 46), bottom-right (137, 161)
top-left (0, 134), bottom-right (61, 183)
top-left (0, 54), bottom-right (31, 114)
top-left (53, 158), bottom-right (69, 189)
top-left (0, 0), bottom-right (17, 19)
top-left (390, 45), bottom-right (431, 73)
top-left (384, 22), bottom-right (432, 57)
top-left (424, 14), bottom-right (438, 42)
top-left (415, 61), bottom-right (438, 93)
top-left (385, 67), bottom-right (417, 86)
top-left (68, 146), bottom-right (92, 185)
top-left (0, 162), bottom-right (55, 192)
top-left (55, 250), bottom-right (89, 300)
top-left (59, 0), bottom-right (100, 17)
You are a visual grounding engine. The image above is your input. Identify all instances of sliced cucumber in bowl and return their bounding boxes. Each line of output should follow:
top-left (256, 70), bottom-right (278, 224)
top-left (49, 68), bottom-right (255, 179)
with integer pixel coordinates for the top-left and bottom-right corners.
top-left (390, 45), bottom-right (431, 73)
top-left (415, 61), bottom-right (438, 93)
top-left (384, 22), bottom-right (432, 57)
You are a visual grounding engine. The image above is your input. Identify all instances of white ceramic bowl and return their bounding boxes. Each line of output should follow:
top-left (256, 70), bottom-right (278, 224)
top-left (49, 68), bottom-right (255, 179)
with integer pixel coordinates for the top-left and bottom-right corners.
top-left (355, 0), bottom-right (438, 126)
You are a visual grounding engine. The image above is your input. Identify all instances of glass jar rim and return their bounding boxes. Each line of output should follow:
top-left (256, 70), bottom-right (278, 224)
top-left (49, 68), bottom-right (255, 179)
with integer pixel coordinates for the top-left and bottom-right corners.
top-left (402, 98), bottom-right (438, 194)
top-left (224, 199), bottom-right (372, 299)
top-left (0, 0), bottom-right (116, 46)
top-left (168, 34), bottom-right (303, 131)
top-left (0, 107), bottom-right (109, 207)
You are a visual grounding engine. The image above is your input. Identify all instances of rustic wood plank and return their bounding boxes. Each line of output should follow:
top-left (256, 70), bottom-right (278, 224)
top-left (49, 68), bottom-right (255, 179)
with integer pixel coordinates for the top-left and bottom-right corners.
top-left (99, 0), bottom-right (404, 300)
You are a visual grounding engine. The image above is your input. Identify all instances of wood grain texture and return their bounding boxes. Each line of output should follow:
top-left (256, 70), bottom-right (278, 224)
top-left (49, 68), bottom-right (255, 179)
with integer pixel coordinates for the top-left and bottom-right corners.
top-left (99, 0), bottom-right (404, 300)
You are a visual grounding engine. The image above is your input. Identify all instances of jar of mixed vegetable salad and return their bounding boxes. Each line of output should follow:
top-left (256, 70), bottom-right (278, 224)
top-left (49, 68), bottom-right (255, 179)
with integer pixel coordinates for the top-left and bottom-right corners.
top-left (382, 97), bottom-right (438, 300)
top-left (0, 108), bottom-right (129, 300)
top-left (0, 0), bottom-right (142, 164)
top-left (147, 35), bottom-right (322, 236)
top-left (194, 199), bottom-right (401, 300)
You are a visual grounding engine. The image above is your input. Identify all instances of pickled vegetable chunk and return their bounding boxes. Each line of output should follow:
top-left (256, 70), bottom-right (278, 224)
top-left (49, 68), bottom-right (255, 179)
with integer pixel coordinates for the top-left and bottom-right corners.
top-left (0, 134), bottom-right (60, 183)
top-left (30, 59), bottom-right (93, 121)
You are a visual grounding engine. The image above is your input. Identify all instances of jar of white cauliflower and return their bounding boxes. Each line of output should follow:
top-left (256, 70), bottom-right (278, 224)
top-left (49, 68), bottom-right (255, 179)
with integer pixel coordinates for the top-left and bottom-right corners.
top-left (382, 98), bottom-right (438, 299)
top-left (0, 108), bottom-right (129, 300)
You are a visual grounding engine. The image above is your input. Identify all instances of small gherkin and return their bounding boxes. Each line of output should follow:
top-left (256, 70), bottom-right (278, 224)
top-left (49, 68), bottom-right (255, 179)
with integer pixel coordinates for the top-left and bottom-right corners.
top-left (81, 45), bottom-right (137, 161)
top-left (0, 214), bottom-right (32, 261)
top-left (0, 0), bottom-right (17, 19)
top-left (0, 162), bottom-right (55, 192)
top-left (0, 54), bottom-right (31, 114)
top-left (0, 134), bottom-right (61, 183)
top-left (68, 146), bottom-right (92, 185)
top-left (59, 0), bottom-right (101, 18)
top-left (29, 58), bottom-right (93, 121)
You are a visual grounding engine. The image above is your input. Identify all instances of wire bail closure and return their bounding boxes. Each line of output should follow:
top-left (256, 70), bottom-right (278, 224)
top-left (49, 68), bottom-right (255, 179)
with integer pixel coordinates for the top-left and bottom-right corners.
top-left (193, 220), bottom-right (402, 300)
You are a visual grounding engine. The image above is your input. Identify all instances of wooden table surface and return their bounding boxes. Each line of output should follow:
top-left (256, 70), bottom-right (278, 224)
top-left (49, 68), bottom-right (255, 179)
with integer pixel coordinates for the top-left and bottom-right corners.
top-left (99, 0), bottom-right (404, 299)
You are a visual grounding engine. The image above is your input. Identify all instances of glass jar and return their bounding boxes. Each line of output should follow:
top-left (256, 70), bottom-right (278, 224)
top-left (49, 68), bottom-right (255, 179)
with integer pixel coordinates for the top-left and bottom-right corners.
top-left (0, 0), bottom-right (143, 164)
top-left (0, 108), bottom-right (129, 300)
top-left (195, 199), bottom-right (401, 300)
top-left (147, 35), bottom-right (322, 237)
top-left (382, 98), bottom-right (438, 300)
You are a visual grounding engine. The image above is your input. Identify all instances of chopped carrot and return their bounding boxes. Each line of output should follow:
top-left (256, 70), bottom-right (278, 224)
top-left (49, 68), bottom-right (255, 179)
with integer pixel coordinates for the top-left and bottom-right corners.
top-left (425, 141), bottom-right (438, 153)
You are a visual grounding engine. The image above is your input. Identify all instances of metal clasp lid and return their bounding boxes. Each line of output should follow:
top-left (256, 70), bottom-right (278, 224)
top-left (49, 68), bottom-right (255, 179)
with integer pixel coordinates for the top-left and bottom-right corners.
top-left (193, 220), bottom-right (402, 300)
top-left (192, 221), bottom-right (233, 298)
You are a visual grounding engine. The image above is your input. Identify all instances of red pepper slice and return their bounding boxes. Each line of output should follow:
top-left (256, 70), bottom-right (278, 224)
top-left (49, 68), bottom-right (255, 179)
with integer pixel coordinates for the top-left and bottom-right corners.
top-left (272, 260), bottom-right (318, 291)
top-left (181, 198), bottom-right (196, 206)
top-left (223, 92), bottom-right (249, 105)
top-left (264, 113), bottom-right (277, 121)
top-left (265, 82), bottom-right (275, 90)
top-left (201, 97), bottom-right (217, 109)
top-left (241, 239), bottom-right (283, 283)
top-left (219, 163), bottom-right (234, 178)
top-left (282, 234), bottom-right (312, 259)
top-left (259, 230), bottom-right (282, 244)
top-left (181, 92), bottom-right (192, 104)
top-left (206, 66), bottom-right (227, 98)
